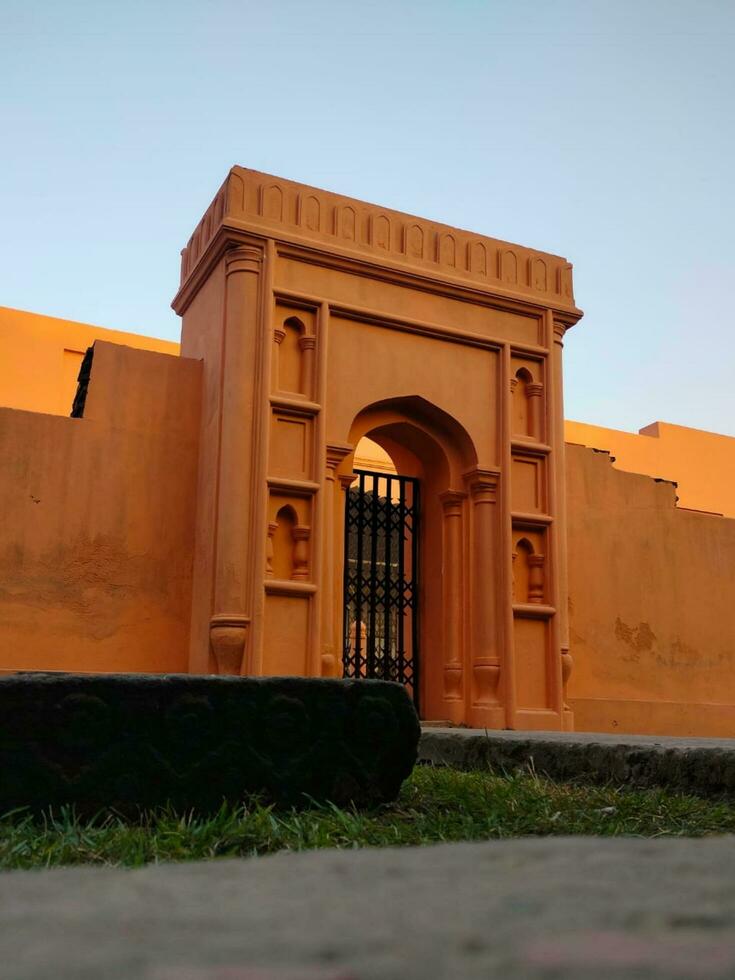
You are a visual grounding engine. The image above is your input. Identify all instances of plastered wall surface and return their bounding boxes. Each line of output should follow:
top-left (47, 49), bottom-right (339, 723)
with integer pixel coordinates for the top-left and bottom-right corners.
top-left (566, 419), bottom-right (735, 519)
top-left (0, 342), bottom-right (201, 673)
top-left (566, 443), bottom-right (735, 737)
top-left (0, 306), bottom-right (179, 417)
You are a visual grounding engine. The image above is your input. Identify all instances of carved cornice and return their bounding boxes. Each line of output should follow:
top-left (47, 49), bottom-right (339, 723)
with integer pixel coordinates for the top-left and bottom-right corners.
top-left (177, 167), bottom-right (580, 310)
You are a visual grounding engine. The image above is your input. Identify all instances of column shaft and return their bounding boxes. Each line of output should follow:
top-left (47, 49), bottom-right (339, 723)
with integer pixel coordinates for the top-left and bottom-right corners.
top-left (466, 472), bottom-right (500, 708)
top-left (321, 444), bottom-right (353, 677)
top-left (209, 245), bottom-right (263, 675)
top-left (439, 491), bottom-right (465, 705)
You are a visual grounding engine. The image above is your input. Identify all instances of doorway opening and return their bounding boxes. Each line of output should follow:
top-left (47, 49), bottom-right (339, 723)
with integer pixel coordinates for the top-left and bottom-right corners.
top-left (342, 464), bottom-right (420, 710)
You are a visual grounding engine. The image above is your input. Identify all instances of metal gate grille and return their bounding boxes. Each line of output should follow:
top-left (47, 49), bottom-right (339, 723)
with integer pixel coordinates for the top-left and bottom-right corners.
top-left (342, 469), bottom-right (420, 708)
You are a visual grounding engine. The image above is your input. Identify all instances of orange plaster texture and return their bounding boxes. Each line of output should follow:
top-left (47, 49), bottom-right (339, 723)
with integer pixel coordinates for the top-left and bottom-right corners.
top-left (0, 306), bottom-right (179, 416)
top-left (172, 166), bottom-right (582, 731)
top-left (565, 419), bottom-right (735, 519)
top-left (0, 342), bottom-right (201, 674)
top-left (566, 444), bottom-right (735, 737)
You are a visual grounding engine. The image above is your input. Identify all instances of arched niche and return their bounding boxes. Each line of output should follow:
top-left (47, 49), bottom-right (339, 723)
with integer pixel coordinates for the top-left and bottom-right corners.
top-left (511, 365), bottom-right (544, 441)
top-left (277, 316), bottom-right (305, 394)
top-left (513, 535), bottom-right (545, 604)
top-left (272, 504), bottom-right (298, 580)
top-left (513, 536), bottom-right (533, 602)
top-left (512, 367), bottom-right (534, 437)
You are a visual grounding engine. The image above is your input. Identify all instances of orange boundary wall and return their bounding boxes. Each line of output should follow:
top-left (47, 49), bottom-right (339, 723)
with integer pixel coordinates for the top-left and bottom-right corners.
top-left (566, 444), bottom-right (735, 737)
top-left (0, 306), bottom-right (178, 417)
top-left (3, 306), bottom-right (735, 737)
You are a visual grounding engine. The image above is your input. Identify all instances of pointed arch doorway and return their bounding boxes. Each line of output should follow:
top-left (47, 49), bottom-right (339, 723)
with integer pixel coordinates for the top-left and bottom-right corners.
top-left (342, 456), bottom-right (421, 709)
top-left (337, 398), bottom-right (483, 724)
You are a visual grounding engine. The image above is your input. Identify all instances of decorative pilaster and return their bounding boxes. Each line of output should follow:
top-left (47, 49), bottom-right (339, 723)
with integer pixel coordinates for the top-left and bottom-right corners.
top-left (321, 443), bottom-right (354, 677)
top-left (439, 490), bottom-right (466, 705)
top-left (265, 521), bottom-right (278, 578)
top-left (465, 470), bottom-right (501, 706)
top-left (292, 525), bottom-right (311, 580)
top-left (272, 325), bottom-right (286, 391)
top-left (526, 381), bottom-right (544, 441)
top-left (298, 334), bottom-right (317, 400)
top-left (527, 553), bottom-right (545, 603)
top-left (209, 243), bottom-right (264, 675)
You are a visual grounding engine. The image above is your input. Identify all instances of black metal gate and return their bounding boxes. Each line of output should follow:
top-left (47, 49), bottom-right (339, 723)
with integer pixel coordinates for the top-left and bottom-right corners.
top-left (342, 469), bottom-right (420, 708)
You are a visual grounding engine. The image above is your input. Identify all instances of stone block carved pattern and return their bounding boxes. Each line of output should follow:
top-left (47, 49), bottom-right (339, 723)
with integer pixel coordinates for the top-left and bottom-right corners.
top-left (179, 168), bottom-right (577, 306)
top-left (0, 674), bottom-right (420, 815)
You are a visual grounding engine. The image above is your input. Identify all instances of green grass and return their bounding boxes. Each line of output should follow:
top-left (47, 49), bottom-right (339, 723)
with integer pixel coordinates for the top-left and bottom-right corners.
top-left (2, 765), bottom-right (735, 871)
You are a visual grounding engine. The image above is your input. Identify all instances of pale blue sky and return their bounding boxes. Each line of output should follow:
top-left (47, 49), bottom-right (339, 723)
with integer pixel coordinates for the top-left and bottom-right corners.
top-left (2, 0), bottom-right (733, 434)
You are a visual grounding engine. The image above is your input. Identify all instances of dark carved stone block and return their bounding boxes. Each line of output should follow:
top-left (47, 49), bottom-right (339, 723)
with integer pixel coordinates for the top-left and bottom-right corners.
top-left (0, 673), bottom-right (420, 815)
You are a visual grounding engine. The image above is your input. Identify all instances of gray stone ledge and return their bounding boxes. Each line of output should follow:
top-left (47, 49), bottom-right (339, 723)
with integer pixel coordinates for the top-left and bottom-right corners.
top-left (419, 726), bottom-right (735, 797)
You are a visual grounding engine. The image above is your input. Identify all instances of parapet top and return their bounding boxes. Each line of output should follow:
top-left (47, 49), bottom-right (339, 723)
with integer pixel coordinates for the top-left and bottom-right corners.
top-left (179, 166), bottom-right (576, 307)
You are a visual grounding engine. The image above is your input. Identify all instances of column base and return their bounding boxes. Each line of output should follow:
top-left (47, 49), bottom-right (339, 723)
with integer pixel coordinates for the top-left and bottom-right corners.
top-left (209, 614), bottom-right (250, 675)
top-left (467, 704), bottom-right (506, 730)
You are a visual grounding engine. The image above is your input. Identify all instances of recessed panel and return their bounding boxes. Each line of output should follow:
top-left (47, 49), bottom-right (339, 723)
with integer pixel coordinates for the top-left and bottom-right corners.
top-left (512, 455), bottom-right (545, 513)
top-left (270, 414), bottom-right (310, 479)
top-left (513, 617), bottom-right (549, 710)
top-left (263, 594), bottom-right (310, 675)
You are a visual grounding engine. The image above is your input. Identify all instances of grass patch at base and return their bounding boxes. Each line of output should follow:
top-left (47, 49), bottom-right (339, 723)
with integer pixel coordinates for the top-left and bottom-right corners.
top-left (2, 765), bottom-right (735, 871)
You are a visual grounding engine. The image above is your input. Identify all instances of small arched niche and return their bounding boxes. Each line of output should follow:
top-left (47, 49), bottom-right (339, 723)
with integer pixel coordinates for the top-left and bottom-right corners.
top-left (278, 317), bottom-right (305, 394)
top-left (512, 367), bottom-right (534, 437)
top-left (513, 535), bottom-right (545, 604)
top-left (272, 504), bottom-right (298, 580)
top-left (513, 537), bottom-right (533, 602)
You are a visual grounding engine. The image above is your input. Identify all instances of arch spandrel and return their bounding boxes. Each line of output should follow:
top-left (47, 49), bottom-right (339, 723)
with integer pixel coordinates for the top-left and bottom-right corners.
top-left (325, 317), bottom-right (500, 469)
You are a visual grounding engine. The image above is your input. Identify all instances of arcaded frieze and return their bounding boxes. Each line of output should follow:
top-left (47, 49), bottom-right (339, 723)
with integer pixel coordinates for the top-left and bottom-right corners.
top-left (179, 167), bottom-right (576, 307)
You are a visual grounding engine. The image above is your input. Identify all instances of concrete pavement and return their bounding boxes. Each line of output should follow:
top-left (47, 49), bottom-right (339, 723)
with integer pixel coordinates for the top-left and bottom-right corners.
top-left (5, 836), bottom-right (735, 979)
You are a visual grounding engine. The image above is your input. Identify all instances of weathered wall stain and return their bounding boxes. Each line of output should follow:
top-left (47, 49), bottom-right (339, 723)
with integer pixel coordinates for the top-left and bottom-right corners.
top-left (614, 618), bottom-right (656, 661)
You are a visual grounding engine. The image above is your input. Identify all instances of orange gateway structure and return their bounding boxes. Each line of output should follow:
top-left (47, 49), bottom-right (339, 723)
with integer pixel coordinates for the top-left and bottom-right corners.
top-left (3, 166), bottom-right (735, 737)
top-left (173, 167), bottom-right (581, 731)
